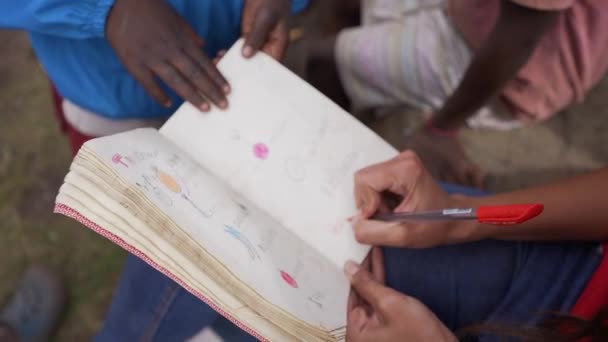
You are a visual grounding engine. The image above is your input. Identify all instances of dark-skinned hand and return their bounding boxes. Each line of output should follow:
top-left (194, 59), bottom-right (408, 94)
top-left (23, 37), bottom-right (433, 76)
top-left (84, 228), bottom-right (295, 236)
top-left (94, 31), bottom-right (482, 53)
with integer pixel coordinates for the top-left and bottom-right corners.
top-left (241, 0), bottom-right (291, 59)
top-left (106, 0), bottom-right (230, 112)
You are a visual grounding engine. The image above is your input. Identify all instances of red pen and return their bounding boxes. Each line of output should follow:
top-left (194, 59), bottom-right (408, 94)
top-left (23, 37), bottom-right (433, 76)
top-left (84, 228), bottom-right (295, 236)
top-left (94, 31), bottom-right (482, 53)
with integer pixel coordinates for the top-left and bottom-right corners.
top-left (372, 204), bottom-right (544, 225)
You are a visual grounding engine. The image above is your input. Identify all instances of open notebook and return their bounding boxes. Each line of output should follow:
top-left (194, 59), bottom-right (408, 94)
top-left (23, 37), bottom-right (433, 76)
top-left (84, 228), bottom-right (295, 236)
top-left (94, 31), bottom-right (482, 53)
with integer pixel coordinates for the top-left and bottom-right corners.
top-left (54, 40), bottom-right (397, 341)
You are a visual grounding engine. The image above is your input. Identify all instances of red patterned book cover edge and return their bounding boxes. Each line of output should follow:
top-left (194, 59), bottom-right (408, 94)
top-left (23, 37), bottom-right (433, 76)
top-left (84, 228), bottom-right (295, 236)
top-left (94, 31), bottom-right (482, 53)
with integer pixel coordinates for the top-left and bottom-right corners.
top-left (54, 203), bottom-right (268, 342)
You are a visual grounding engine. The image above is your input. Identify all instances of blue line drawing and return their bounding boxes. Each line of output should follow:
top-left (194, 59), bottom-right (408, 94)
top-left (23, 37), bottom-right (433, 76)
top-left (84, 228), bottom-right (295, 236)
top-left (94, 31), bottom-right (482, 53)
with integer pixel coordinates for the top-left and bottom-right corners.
top-left (224, 225), bottom-right (260, 261)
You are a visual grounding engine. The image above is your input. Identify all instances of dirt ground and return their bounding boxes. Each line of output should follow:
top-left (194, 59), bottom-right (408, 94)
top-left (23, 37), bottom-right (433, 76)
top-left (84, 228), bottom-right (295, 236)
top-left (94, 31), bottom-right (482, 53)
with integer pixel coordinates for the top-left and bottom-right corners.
top-left (1, 3), bottom-right (608, 340)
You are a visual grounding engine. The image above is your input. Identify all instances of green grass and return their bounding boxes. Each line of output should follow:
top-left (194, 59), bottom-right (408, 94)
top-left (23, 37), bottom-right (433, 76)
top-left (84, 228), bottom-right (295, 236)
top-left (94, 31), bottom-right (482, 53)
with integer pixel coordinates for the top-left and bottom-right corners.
top-left (0, 31), bottom-right (125, 341)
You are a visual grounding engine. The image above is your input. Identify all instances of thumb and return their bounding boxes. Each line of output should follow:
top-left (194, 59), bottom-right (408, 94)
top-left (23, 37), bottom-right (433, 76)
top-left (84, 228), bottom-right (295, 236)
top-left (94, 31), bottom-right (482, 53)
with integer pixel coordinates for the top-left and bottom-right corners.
top-left (355, 186), bottom-right (382, 218)
top-left (393, 192), bottom-right (415, 213)
top-left (242, 8), bottom-right (276, 58)
top-left (263, 21), bottom-right (288, 60)
top-left (354, 155), bottom-right (418, 218)
top-left (344, 261), bottom-right (396, 320)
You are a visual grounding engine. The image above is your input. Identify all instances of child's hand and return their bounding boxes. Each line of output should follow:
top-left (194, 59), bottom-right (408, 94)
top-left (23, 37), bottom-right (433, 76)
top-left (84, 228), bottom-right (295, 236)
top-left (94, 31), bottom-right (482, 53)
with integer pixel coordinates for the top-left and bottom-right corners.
top-left (106, 0), bottom-right (230, 112)
top-left (241, 0), bottom-right (291, 60)
top-left (345, 259), bottom-right (457, 342)
top-left (352, 151), bottom-right (481, 248)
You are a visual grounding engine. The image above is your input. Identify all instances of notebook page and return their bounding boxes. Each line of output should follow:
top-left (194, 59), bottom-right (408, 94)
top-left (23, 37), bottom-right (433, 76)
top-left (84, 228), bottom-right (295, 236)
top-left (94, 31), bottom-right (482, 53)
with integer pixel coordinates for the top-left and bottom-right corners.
top-left (161, 40), bottom-right (398, 268)
top-left (81, 129), bottom-right (349, 331)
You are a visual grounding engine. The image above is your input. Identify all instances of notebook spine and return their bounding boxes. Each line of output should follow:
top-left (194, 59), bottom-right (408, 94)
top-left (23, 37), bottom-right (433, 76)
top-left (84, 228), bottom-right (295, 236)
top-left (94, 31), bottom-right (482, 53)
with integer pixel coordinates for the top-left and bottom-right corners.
top-left (54, 203), bottom-right (268, 342)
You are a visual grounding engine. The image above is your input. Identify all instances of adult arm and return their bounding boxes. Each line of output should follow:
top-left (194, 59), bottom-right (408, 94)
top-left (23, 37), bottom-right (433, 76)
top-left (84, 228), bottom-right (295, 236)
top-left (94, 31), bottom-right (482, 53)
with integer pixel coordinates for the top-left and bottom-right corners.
top-left (352, 151), bottom-right (608, 248)
top-left (466, 168), bottom-right (608, 241)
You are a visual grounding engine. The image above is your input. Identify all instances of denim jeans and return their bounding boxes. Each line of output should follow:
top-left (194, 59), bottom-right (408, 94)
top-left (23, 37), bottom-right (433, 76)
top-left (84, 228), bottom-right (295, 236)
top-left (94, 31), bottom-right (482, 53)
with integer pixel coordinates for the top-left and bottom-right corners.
top-left (95, 184), bottom-right (602, 341)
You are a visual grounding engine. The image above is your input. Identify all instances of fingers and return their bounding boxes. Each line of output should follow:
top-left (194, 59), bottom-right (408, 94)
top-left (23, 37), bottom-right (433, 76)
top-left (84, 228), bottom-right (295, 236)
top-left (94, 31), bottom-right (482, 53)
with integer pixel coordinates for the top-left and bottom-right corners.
top-left (393, 191), bottom-right (415, 214)
top-left (380, 191), bottom-right (403, 212)
top-left (354, 151), bottom-right (422, 218)
top-left (180, 20), bottom-right (204, 47)
top-left (213, 50), bottom-right (227, 65)
top-left (370, 247), bottom-right (385, 285)
top-left (346, 307), bottom-right (368, 339)
top-left (263, 22), bottom-right (289, 60)
top-left (354, 162), bottom-right (396, 218)
top-left (354, 184), bottom-right (383, 219)
top-left (347, 287), bottom-right (360, 312)
top-left (130, 66), bottom-right (172, 107)
top-left (353, 219), bottom-right (407, 246)
top-left (243, 8), bottom-right (277, 58)
top-left (155, 22), bottom-right (230, 111)
top-left (344, 261), bottom-right (399, 321)
top-left (152, 61), bottom-right (210, 112)
top-left (182, 42), bottom-right (230, 101)
top-left (350, 253), bottom-right (374, 312)
top-left (157, 41), bottom-right (231, 111)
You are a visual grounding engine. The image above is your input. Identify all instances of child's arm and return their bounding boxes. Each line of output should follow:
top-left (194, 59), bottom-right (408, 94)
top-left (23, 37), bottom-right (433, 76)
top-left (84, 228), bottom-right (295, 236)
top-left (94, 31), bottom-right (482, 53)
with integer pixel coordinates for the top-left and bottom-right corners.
top-left (431, 0), bottom-right (560, 130)
top-left (404, 1), bottom-right (563, 187)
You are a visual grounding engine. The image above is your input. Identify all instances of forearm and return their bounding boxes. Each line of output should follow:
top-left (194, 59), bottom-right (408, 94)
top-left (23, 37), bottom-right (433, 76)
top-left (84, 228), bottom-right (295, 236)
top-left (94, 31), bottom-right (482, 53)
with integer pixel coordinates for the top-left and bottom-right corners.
top-left (432, 1), bottom-right (559, 130)
top-left (432, 37), bottom-right (531, 130)
top-left (462, 168), bottom-right (608, 241)
top-left (0, 0), bottom-right (115, 39)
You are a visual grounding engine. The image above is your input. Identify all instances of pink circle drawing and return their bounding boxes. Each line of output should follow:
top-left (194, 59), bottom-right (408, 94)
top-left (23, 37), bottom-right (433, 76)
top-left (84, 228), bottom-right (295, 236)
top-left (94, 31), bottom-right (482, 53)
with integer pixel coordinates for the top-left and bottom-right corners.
top-left (253, 143), bottom-right (269, 160)
top-left (280, 270), bottom-right (298, 288)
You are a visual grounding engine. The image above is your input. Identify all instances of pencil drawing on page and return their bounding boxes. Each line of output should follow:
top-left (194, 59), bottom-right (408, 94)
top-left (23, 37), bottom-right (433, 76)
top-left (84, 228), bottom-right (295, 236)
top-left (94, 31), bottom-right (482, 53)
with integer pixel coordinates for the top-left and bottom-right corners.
top-left (113, 149), bottom-right (215, 219)
top-left (154, 167), bottom-right (212, 218)
top-left (284, 157), bottom-right (306, 182)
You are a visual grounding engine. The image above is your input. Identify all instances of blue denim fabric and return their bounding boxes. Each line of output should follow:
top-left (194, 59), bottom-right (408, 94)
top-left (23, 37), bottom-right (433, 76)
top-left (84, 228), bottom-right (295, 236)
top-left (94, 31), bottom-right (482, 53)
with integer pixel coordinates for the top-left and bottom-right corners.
top-left (95, 184), bottom-right (601, 341)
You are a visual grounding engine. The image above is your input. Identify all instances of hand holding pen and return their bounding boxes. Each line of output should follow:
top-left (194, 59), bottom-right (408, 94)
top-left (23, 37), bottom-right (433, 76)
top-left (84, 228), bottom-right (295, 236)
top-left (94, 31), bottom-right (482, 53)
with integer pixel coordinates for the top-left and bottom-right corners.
top-left (352, 151), bottom-right (544, 248)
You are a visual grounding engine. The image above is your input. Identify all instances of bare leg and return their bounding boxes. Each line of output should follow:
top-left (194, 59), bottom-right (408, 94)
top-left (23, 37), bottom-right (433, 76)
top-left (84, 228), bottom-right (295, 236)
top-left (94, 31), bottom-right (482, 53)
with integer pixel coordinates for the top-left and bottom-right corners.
top-left (287, 0), bottom-right (361, 110)
top-left (306, 35), bottom-right (351, 110)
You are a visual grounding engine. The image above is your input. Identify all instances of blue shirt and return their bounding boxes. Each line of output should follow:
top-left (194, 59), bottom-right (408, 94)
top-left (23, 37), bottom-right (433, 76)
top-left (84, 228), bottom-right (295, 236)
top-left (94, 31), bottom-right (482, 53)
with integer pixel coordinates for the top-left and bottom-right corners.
top-left (0, 0), bottom-right (308, 119)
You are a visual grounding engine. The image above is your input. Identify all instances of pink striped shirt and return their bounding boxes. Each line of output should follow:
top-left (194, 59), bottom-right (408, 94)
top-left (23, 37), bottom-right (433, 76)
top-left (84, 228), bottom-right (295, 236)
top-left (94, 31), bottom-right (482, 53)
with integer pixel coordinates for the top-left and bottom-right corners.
top-left (450, 0), bottom-right (608, 121)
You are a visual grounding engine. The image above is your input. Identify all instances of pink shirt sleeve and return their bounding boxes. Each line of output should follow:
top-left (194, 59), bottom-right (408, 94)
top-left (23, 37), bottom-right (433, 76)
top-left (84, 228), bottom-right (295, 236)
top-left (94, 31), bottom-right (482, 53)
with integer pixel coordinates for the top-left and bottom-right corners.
top-left (511, 0), bottom-right (574, 10)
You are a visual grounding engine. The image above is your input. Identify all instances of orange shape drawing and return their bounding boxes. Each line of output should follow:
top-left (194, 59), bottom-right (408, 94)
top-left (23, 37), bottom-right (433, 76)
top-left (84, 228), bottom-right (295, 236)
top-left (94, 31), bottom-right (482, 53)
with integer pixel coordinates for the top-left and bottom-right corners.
top-left (156, 169), bottom-right (182, 193)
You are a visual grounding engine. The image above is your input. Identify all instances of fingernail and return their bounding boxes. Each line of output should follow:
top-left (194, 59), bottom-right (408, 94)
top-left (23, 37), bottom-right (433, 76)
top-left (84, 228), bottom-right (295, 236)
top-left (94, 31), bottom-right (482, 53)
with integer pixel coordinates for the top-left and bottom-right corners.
top-left (219, 100), bottom-right (228, 109)
top-left (222, 85), bottom-right (231, 94)
top-left (242, 46), bottom-right (253, 57)
top-left (164, 101), bottom-right (172, 108)
top-left (199, 103), bottom-right (210, 112)
top-left (344, 260), bottom-right (361, 278)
